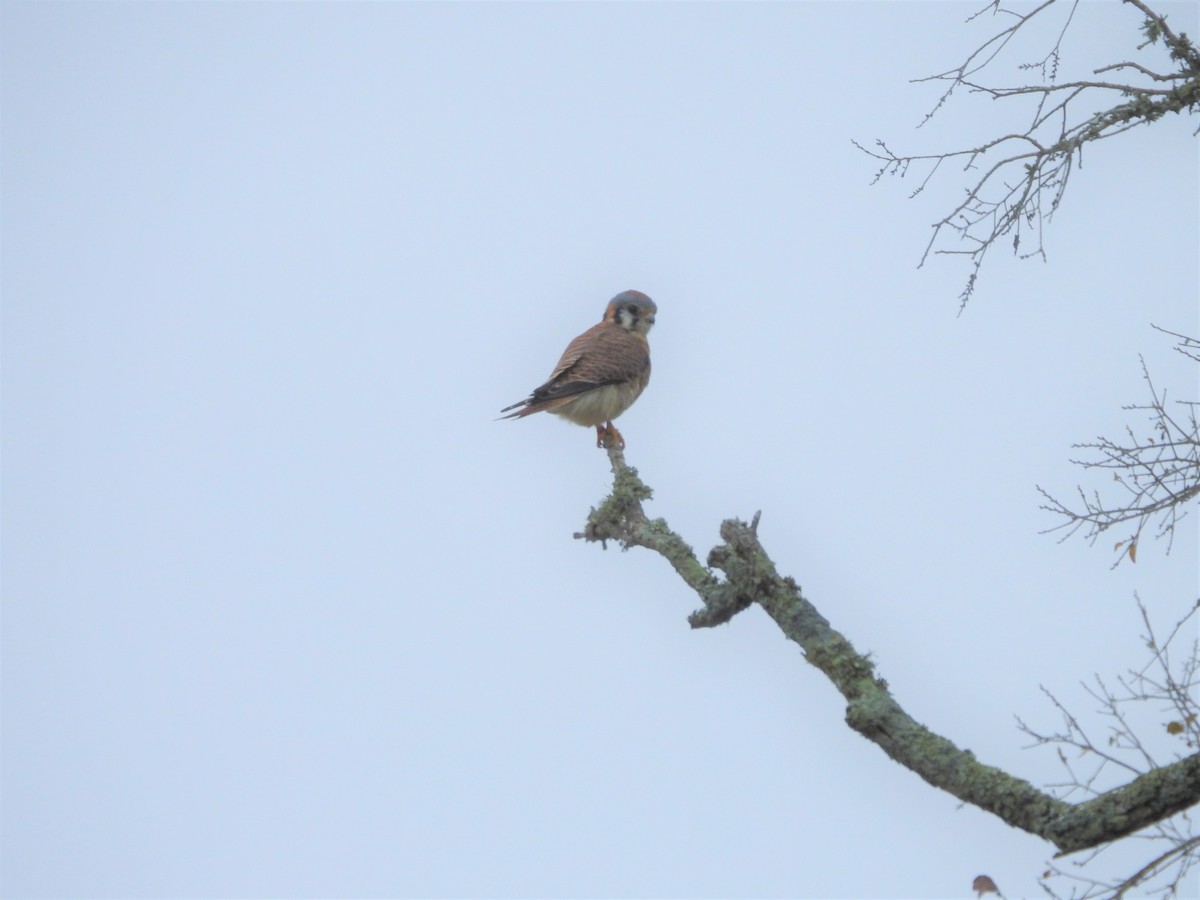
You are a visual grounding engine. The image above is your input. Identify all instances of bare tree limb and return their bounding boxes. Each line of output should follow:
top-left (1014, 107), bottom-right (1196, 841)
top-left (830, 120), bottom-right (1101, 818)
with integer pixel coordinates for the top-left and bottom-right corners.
top-left (1022, 596), bottom-right (1200, 896)
top-left (1038, 332), bottom-right (1200, 566)
top-left (856, 0), bottom-right (1200, 308)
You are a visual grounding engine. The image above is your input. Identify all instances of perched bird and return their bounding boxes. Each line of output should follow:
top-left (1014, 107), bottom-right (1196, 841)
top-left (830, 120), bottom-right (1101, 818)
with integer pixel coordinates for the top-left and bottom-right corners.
top-left (500, 290), bottom-right (656, 450)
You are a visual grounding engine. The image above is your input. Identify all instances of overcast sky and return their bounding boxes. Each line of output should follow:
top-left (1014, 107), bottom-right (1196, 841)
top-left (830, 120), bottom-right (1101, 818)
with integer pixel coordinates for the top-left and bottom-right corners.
top-left (3, 2), bottom-right (1198, 898)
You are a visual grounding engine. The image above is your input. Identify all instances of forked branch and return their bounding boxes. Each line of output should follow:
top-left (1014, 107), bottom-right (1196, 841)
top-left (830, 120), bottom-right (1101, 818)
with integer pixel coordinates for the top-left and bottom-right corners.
top-left (1038, 329), bottom-right (1200, 566)
top-left (856, 0), bottom-right (1200, 308)
top-left (1018, 596), bottom-right (1200, 897)
top-left (574, 447), bottom-right (1200, 855)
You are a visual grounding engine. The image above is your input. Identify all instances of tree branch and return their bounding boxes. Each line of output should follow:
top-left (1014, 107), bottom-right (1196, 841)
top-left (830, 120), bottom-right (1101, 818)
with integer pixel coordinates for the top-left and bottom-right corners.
top-left (1038, 334), bottom-right (1200, 566)
top-left (856, 0), bottom-right (1200, 307)
top-left (576, 446), bottom-right (1200, 855)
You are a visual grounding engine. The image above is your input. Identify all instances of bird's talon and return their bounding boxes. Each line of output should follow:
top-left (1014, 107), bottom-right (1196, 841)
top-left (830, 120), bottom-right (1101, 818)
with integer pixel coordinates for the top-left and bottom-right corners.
top-left (597, 423), bottom-right (625, 450)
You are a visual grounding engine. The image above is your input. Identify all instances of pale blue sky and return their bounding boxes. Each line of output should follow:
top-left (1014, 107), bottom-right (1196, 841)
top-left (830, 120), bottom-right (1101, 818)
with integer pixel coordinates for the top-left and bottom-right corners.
top-left (3, 2), bottom-right (1198, 897)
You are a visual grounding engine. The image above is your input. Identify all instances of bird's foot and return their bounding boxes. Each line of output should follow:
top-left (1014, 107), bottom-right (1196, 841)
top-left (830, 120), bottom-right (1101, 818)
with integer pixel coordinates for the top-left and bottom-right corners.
top-left (595, 422), bottom-right (625, 451)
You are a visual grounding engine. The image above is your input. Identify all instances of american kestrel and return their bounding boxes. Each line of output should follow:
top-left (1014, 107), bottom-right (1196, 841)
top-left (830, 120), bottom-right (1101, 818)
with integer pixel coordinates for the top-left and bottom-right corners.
top-left (500, 290), bottom-right (656, 450)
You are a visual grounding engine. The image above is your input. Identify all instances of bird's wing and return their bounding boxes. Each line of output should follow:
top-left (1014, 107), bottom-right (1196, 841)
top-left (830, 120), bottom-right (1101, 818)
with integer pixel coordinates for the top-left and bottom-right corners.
top-left (500, 323), bottom-right (649, 416)
top-left (534, 324), bottom-right (648, 399)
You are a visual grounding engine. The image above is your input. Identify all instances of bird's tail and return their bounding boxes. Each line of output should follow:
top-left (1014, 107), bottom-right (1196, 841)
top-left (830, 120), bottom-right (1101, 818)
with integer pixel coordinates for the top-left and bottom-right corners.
top-left (497, 399), bottom-right (534, 420)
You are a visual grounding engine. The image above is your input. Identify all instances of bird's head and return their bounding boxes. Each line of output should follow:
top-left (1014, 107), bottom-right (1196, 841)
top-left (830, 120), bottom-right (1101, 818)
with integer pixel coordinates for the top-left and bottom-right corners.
top-left (605, 290), bottom-right (657, 336)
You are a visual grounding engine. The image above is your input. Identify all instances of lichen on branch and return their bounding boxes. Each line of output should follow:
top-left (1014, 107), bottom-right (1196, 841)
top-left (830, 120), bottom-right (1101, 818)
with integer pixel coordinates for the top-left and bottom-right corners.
top-left (576, 444), bottom-right (1200, 855)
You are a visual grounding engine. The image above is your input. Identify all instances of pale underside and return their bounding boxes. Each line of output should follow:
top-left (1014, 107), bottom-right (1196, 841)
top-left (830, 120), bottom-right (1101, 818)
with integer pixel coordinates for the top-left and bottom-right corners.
top-left (547, 379), bottom-right (647, 427)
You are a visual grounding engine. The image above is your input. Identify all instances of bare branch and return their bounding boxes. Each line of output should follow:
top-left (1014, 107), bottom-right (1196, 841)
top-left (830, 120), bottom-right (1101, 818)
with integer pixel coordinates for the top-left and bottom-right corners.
top-left (1153, 325), bottom-right (1200, 364)
top-left (857, 0), bottom-right (1200, 306)
top-left (1038, 335), bottom-right (1200, 566)
top-left (1025, 597), bottom-right (1200, 898)
top-left (1041, 833), bottom-right (1200, 899)
top-left (1094, 60), bottom-right (1191, 82)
